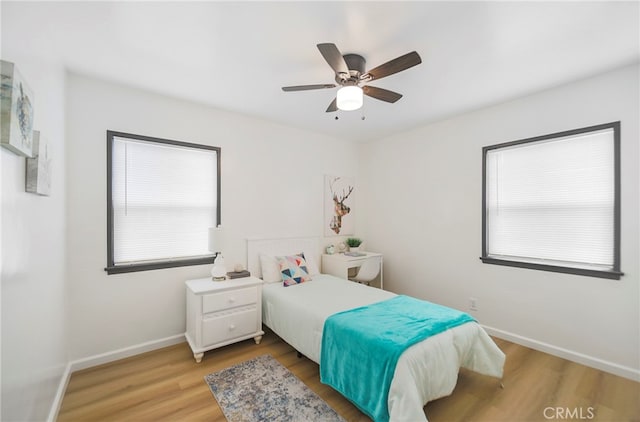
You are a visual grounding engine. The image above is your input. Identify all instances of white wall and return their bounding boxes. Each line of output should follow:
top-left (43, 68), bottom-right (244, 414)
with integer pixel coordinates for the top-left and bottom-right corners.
top-left (65, 73), bottom-right (359, 360)
top-left (360, 64), bottom-right (640, 379)
top-left (1, 33), bottom-right (68, 422)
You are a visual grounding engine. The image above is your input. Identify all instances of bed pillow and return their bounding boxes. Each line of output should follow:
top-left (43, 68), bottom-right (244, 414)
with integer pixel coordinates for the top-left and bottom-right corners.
top-left (260, 251), bottom-right (319, 282)
top-left (277, 253), bottom-right (311, 286)
top-left (259, 254), bottom-right (283, 283)
top-left (302, 252), bottom-right (320, 276)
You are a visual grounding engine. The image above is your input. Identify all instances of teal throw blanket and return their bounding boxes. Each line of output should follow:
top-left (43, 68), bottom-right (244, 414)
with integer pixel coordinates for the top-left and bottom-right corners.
top-left (320, 295), bottom-right (475, 422)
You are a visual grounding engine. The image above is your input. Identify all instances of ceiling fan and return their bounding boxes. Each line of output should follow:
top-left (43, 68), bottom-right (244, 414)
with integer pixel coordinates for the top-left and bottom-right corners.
top-left (282, 43), bottom-right (422, 113)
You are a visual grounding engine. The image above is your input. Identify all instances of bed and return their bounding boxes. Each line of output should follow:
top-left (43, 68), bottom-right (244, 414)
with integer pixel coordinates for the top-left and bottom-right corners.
top-left (247, 237), bottom-right (505, 422)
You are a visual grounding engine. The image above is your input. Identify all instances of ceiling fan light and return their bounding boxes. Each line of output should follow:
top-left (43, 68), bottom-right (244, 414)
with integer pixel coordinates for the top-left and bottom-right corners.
top-left (337, 86), bottom-right (363, 111)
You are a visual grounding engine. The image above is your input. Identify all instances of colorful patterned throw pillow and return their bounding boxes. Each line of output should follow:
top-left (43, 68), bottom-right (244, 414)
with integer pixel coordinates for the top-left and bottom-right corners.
top-left (277, 253), bottom-right (311, 286)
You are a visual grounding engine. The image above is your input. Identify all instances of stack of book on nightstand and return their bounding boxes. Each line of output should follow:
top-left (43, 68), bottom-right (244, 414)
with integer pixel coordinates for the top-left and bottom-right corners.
top-left (227, 270), bottom-right (251, 279)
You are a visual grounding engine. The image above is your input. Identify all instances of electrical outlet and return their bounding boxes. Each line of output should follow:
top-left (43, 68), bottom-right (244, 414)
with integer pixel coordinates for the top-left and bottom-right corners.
top-left (469, 297), bottom-right (478, 312)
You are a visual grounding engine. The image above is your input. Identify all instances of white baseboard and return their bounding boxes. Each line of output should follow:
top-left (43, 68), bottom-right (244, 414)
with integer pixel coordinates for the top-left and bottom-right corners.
top-left (46, 363), bottom-right (72, 422)
top-left (47, 333), bottom-right (186, 422)
top-left (482, 325), bottom-right (640, 382)
top-left (68, 333), bottom-right (186, 373)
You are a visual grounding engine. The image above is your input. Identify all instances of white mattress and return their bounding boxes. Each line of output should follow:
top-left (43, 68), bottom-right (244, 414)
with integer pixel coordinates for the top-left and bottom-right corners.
top-left (262, 274), bottom-right (505, 422)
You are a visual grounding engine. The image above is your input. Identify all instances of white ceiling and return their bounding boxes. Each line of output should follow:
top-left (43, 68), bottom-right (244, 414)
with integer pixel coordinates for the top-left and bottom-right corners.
top-left (3, 1), bottom-right (639, 141)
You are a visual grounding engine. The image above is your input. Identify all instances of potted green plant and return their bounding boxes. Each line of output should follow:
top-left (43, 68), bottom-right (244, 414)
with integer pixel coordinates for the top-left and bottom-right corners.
top-left (346, 237), bottom-right (363, 252)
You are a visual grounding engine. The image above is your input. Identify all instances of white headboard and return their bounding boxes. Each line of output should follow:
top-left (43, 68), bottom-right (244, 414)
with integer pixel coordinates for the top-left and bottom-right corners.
top-left (247, 237), bottom-right (321, 278)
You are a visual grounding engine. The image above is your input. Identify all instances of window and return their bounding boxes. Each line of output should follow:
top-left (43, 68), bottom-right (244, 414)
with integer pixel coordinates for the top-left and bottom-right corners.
top-left (106, 131), bottom-right (220, 274)
top-left (481, 122), bottom-right (622, 280)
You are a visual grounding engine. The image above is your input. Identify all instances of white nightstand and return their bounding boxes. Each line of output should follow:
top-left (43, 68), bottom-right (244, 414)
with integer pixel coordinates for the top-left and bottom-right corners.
top-left (185, 276), bottom-right (264, 363)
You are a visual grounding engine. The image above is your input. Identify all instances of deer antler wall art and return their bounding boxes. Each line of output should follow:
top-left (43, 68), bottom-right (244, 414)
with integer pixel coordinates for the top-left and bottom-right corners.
top-left (324, 175), bottom-right (355, 236)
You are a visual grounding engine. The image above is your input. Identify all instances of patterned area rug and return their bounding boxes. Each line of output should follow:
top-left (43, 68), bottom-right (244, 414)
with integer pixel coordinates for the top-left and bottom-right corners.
top-left (205, 354), bottom-right (345, 422)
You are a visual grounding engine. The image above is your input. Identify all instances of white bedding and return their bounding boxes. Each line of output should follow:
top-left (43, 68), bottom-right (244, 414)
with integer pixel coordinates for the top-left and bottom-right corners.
top-left (262, 274), bottom-right (505, 422)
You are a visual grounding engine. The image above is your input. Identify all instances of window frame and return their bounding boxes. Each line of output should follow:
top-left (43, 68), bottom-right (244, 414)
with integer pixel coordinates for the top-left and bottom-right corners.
top-left (105, 130), bottom-right (221, 275)
top-left (480, 122), bottom-right (623, 280)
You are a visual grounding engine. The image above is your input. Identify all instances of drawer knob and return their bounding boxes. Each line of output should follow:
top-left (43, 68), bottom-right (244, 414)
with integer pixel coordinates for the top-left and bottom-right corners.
top-left (229, 324), bottom-right (236, 331)
top-left (228, 297), bottom-right (236, 303)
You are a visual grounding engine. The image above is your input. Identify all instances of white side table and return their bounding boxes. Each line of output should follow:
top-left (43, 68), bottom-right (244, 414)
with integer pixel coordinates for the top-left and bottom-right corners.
top-left (322, 252), bottom-right (384, 289)
top-left (185, 276), bottom-right (264, 363)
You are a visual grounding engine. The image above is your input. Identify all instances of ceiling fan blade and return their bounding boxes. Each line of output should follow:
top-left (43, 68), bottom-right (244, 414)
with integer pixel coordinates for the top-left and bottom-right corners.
top-left (325, 98), bottom-right (338, 113)
top-left (317, 43), bottom-right (349, 76)
top-left (363, 51), bottom-right (422, 81)
top-left (363, 86), bottom-right (403, 103)
top-left (282, 84), bottom-right (336, 92)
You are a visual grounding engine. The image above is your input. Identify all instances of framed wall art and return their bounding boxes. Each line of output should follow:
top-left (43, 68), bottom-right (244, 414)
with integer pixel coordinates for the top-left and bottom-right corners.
top-left (1, 60), bottom-right (35, 157)
top-left (324, 175), bottom-right (355, 236)
top-left (26, 131), bottom-right (51, 196)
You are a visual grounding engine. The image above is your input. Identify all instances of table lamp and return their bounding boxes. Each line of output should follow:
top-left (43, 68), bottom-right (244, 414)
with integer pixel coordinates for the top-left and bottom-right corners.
top-left (208, 226), bottom-right (227, 281)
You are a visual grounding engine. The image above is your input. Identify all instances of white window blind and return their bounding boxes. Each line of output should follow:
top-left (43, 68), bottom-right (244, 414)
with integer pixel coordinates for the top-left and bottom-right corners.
top-left (111, 136), bottom-right (217, 266)
top-left (485, 127), bottom-right (615, 272)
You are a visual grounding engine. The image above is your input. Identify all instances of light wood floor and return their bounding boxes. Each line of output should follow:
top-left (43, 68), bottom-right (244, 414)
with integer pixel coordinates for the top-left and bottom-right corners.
top-left (58, 328), bottom-right (640, 422)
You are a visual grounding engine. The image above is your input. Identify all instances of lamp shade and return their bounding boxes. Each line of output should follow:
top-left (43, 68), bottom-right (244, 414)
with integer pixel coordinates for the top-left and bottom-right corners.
top-left (208, 226), bottom-right (224, 253)
top-left (337, 86), bottom-right (363, 111)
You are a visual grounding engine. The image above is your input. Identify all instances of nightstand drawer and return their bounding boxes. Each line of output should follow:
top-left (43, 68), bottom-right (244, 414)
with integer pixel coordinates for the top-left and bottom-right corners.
top-left (202, 287), bottom-right (257, 313)
top-left (202, 308), bottom-right (258, 346)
